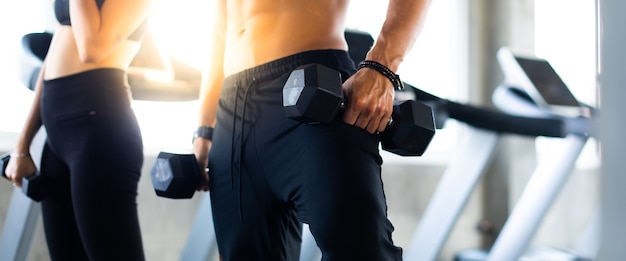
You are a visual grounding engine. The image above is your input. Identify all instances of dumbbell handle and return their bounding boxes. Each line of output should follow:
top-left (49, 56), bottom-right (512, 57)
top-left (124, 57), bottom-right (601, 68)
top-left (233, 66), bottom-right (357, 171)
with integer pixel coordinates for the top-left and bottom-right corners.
top-left (1, 152), bottom-right (48, 201)
top-left (1, 153), bottom-right (15, 181)
top-left (1, 152), bottom-right (36, 181)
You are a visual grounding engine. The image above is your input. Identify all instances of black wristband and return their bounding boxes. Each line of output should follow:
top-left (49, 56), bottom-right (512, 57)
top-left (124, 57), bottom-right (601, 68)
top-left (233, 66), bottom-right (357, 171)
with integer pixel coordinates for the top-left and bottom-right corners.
top-left (192, 126), bottom-right (214, 143)
top-left (358, 60), bottom-right (404, 91)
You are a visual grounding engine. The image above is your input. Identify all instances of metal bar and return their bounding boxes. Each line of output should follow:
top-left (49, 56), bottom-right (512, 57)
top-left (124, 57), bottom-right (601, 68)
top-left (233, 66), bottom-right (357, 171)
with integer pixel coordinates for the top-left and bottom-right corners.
top-left (299, 224), bottom-right (321, 261)
top-left (0, 128), bottom-right (46, 261)
top-left (181, 192), bottom-right (218, 261)
top-left (486, 135), bottom-right (587, 261)
top-left (404, 127), bottom-right (499, 260)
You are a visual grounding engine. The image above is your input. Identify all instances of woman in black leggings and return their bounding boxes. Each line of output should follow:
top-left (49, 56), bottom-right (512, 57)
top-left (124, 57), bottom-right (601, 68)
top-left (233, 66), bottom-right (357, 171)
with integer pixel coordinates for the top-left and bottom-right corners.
top-left (5, 0), bottom-right (157, 260)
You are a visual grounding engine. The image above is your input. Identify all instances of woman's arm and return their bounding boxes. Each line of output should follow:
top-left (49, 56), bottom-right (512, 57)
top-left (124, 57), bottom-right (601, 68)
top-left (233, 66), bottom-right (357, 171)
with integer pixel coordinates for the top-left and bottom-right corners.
top-left (14, 63), bottom-right (46, 156)
top-left (69, 0), bottom-right (157, 63)
top-left (6, 63), bottom-right (46, 186)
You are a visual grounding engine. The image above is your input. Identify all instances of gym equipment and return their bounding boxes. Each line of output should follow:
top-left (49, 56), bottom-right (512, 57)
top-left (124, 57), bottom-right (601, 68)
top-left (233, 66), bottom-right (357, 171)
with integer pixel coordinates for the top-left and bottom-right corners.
top-left (298, 57), bottom-right (597, 261)
top-left (496, 47), bottom-right (590, 118)
top-left (403, 48), bottom-right (597, 261)
top-left (154, 152), bottom-right (218, 260)
top-left (1, 152), bottom-right (50, 202)
top-left (282, 63), bottom-right (436, 156)
top-left (298, 81), bottom-right (589, 261)
top-left (382, 99), bottom-right (437, 156)
top-left (180, 192), bottom-right (218, 261)
top-left (148, 137), bottom-right (212, 257)
top-left (150, 151), bottom-right (203, 199)
top-left (19, 32), bottom-right (52, 91)
top-left (344, 29), bottom-right (374, 67)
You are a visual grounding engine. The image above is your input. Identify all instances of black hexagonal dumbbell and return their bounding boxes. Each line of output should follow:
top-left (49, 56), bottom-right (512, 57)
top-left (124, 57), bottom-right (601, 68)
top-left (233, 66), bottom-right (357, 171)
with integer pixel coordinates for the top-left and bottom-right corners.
top-left (150, 152), bottom-right (203, 199)
top-left (282, 63), bottom-right (436, 156)
top-left (381, 100), bottom-right (436, 156)
top-left (1, 152), bottom-right (51, 202)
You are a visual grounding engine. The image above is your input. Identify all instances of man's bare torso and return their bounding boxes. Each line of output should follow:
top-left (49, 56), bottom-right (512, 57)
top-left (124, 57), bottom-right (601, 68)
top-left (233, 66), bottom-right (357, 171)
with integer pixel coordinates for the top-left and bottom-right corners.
top-left (223, 0), bottom-right (351, 75)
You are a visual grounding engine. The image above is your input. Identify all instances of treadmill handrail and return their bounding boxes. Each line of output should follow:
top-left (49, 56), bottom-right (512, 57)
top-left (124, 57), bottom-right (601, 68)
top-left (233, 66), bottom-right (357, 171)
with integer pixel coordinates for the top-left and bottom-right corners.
top-left (403, 82), bottom-right (594, 138)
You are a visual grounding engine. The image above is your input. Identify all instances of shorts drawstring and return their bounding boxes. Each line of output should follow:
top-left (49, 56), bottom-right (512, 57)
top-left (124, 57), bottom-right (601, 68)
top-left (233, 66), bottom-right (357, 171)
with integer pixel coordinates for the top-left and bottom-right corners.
top-left (231, 78), bottom-right (254, 224)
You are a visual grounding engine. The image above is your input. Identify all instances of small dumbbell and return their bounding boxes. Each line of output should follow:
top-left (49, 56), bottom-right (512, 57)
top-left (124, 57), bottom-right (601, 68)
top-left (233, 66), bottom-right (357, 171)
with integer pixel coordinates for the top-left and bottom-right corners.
top-left (150, 152), bottom-right (203, 199)
top-left (282, 63), bottom-right (435, 156)
top-left (1, 152), bottom-right (51, 202)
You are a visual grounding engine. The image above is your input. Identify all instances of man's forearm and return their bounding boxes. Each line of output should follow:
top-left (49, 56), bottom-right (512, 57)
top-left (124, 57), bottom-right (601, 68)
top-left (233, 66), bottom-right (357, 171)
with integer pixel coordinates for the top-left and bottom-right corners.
top-left (366, 0), bottom-right (432, 71)
top-left (197, 0), bottom-right (227, 128)
top-left (197, 39), bottom-right (224, 127)
top-left (197, 77), bottom-right (223, 128)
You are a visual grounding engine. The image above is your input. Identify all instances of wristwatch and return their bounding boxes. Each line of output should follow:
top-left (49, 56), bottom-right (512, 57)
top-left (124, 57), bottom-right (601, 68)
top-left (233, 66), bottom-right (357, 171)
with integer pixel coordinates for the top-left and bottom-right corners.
top-left (192, 126), bottom-right (214, 143)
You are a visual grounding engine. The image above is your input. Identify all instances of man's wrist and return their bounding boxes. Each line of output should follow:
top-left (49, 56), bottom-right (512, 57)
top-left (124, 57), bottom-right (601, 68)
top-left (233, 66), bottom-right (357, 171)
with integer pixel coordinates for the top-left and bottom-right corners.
top-left (192, 126), bottom-right (214, 144)
top-left (358, 60), bottom-right (404, 91)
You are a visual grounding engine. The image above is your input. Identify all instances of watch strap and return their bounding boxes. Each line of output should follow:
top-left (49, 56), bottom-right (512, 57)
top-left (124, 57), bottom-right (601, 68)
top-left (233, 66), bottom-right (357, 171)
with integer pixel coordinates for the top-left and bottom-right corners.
top-left (192, 126), bottom-right (214, 143)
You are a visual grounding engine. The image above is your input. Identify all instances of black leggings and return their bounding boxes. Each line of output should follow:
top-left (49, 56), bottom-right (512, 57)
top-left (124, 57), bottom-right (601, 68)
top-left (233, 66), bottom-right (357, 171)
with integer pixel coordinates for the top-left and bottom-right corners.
top-left (40, 69), bottom-right (144, 260)
top-left (209, 50), bottom-right (402, 261)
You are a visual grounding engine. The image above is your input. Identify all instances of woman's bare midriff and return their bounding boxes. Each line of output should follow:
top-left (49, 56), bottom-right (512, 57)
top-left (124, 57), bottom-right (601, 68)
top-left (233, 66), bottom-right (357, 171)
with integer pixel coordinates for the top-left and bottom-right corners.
top-left (44, 26), bottom-right (141, 80)
top-left (223, 0), bottom-right (350, 76)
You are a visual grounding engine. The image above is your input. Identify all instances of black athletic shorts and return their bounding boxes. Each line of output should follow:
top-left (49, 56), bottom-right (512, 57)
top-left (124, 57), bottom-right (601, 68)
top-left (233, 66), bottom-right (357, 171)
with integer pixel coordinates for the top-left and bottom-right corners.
top-left (209, 50), bottom-right (402, 261)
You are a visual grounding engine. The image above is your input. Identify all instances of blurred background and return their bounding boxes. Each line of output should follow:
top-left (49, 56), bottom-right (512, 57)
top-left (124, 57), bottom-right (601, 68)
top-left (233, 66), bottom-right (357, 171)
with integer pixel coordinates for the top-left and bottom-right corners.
top-left (0, 0), bottom-right (622, 260)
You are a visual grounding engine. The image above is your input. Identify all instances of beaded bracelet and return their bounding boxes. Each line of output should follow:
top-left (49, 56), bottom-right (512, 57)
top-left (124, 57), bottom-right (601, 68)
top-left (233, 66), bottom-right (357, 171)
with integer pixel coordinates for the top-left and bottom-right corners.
top-left (358, 60), bottom-right (404, 91)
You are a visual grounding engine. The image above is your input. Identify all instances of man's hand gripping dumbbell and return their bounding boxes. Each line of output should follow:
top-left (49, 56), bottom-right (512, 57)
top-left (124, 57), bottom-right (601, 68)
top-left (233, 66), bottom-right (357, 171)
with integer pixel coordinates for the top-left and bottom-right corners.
top-left (283, 63), bottom-right (435, 156)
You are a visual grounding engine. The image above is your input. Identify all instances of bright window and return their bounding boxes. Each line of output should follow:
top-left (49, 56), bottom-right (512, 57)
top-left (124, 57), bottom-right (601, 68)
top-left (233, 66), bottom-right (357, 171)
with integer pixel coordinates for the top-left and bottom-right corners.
top-left (535, 0), bottom-right (597, 107)
top-left (0, 1), bottom-right (46, 133)
top-left (534, 0), bottom-right (600, 169)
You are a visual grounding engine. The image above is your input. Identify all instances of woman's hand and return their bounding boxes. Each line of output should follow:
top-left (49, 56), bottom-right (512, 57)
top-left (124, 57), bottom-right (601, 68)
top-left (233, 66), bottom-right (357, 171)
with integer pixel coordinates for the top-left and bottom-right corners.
top-left (342, 69), bottom-right (395, 134)
top-left (5, 154), bottom-right (37, 188)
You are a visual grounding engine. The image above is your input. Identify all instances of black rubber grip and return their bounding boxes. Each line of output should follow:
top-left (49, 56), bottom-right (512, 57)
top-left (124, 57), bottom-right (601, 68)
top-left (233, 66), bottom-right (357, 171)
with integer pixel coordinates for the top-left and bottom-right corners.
top-left (444, 101), bottom-right (565, 137)
top-left (404, 83), bottom-right (566, 137)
